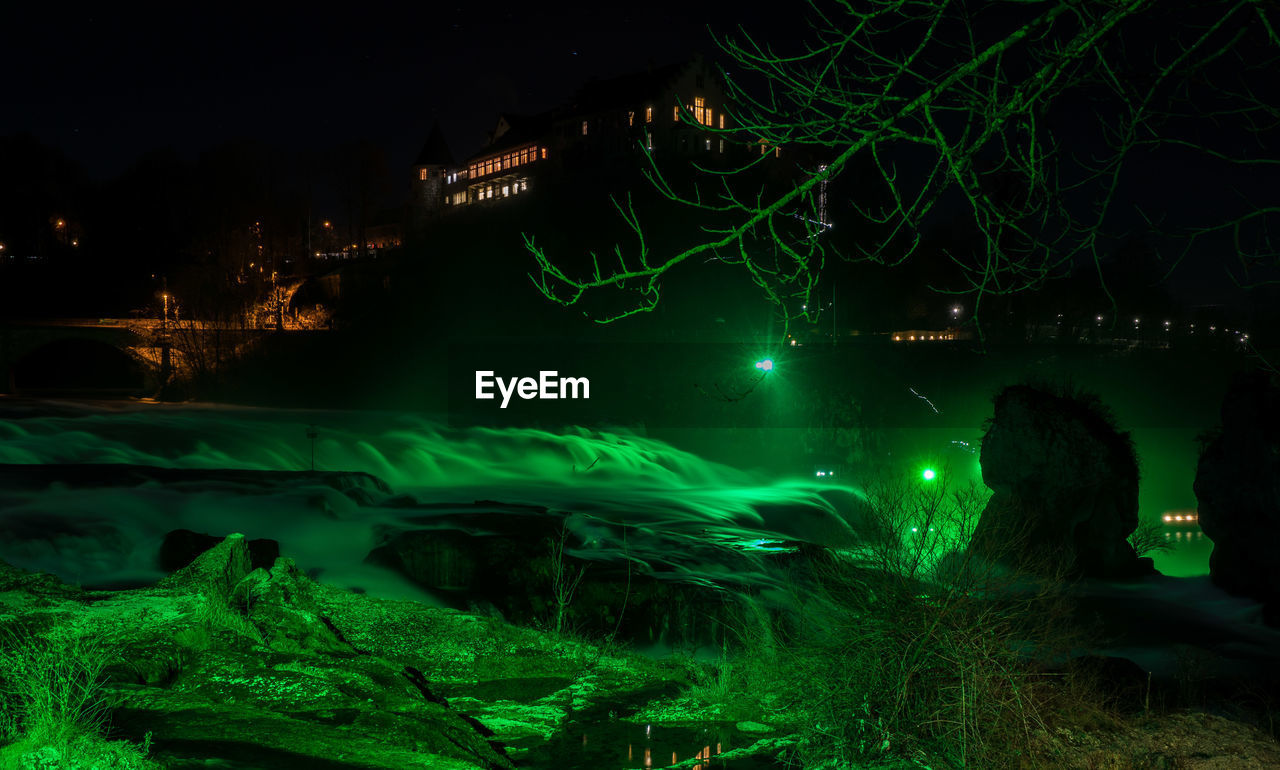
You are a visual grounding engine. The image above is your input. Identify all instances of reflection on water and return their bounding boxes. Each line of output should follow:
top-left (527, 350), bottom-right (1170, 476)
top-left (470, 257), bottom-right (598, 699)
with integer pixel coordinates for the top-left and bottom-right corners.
top-left (1150, 510), bottom-right (1213, 578)
top-left (613, 723), bottom-right (746, 770)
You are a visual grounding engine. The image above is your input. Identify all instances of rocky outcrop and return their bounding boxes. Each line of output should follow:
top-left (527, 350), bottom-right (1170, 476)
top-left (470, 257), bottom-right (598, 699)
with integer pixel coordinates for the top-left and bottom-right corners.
top-left (0, 538), bottom-right (513, 769)
top-left (969, 384), bottom-right (1149, 578)
top-left (155, 531), bottom-right (254, 600)
top-left (1194, 371), bottom-right (1280, 612)
top-left (0, 534), bottom-right (788, 769)
top-left (160, 528), bottom-right (280, 573)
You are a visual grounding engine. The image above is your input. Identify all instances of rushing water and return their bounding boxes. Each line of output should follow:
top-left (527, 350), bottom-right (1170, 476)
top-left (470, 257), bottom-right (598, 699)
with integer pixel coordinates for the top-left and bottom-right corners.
top-left (0, 400), bottom-right (872, 602)
top-left (0, 394), bottom-right (1215, 604)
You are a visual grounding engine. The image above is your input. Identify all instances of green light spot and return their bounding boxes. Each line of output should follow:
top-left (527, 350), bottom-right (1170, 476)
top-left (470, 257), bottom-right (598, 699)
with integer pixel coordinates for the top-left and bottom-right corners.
top-left (754, 358), bottom-right (774, 372)
top-left (922, 468), bottom-right (936, 481)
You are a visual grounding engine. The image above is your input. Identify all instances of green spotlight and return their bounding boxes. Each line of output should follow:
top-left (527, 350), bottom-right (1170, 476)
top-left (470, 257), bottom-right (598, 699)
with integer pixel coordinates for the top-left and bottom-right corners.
top-left (754, 358), bottom-right (774, 372)
top-left (922, 468), bottom-right (936, 481)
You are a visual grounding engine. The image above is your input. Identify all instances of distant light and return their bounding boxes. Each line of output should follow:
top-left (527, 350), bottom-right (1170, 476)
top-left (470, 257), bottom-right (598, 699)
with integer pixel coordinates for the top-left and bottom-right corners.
top-left (911, 527), bottom-right (918, 533)
top-left (754, 358), bottom-right (774, 372)
top-left (1096, 315), bottom-right (1102, 322)
top-left (1175, 515), bottom-right (1183, 521)
top-left (816, 470), bottom-right (826, 477)
top-left (1164, 515), bottom-right (1171, 522)
top-left (922, 468), bottom-right (936, 481)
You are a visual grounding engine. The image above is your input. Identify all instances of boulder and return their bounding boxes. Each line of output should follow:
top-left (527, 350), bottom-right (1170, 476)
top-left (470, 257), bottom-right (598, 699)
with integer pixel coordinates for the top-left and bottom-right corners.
top-left (969, 384), bottom-right (1148, 578)
top-left (1194, 371), bottom-right (1280, 611)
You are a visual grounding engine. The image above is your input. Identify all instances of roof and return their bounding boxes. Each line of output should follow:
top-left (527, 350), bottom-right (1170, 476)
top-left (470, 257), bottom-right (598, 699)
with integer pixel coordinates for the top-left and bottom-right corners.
top-left (569, 58), bottom-right (693, 114)
top-left (463, 112), bottom-right (553, 163)
top-left (414, 122), bottom-right (454, 167)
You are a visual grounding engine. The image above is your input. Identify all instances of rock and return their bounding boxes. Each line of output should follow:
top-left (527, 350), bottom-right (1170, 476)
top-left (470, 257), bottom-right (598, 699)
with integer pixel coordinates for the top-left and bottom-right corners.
top-left (366, 519), bottom-right (730, 647)
top-left (969, 384), bottom-right (1148, 578)
top-left (156, 533), bottom-right (253, 599)
top-left (107, 651), bottom-right (514, 769)
top-left (1193, 370), bottom-right (1280, 613)
top-left (0, 557), bottom-right (81, 598)
top-left (160, 528), bottom-right (280, 573)
top-left (233, 557), bottom-right (351, 655)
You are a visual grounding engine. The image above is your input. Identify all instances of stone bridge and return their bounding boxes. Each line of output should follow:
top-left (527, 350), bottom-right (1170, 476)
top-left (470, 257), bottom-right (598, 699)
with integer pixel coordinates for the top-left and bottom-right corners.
top-left (0, 319), bottom-right (165, 395)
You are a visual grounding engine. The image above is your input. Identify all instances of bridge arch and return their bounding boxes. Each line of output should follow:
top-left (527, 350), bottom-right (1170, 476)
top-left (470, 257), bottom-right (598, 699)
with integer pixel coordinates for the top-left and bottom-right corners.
top-left (8, 336), bottom-right (146, 396)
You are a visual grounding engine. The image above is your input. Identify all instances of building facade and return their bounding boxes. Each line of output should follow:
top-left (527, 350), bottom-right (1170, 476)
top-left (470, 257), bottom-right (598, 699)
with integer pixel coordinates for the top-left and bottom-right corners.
top-left (410, 55), bottom-right (749, 219)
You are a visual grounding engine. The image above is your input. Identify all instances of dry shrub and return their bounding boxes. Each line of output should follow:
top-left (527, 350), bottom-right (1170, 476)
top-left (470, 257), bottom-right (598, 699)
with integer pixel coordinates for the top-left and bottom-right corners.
top-left (709, 467), bottom-right (1098, 768)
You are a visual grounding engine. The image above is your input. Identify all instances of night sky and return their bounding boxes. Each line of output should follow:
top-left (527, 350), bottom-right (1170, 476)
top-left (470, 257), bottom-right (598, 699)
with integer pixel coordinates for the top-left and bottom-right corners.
top-left (3, 2), bottom-right (1275, 312)
top-left (3, 2), bottom-right (779, 180)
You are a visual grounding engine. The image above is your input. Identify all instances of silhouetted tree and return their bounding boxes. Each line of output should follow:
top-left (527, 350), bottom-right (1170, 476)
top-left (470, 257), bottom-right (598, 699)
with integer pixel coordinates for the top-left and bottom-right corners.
top-left (527, 1), bottom-right (1280, 335)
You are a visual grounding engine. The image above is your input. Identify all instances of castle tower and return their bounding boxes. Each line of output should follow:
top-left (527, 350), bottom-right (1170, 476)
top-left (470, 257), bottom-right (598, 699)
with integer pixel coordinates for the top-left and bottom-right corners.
top-left (409, 122), bottom-right (454, 237)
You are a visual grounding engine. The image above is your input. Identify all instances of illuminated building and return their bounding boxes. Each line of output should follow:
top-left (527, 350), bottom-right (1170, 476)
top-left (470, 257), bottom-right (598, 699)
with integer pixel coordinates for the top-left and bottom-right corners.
top-left (410, 55), bottom-right (738, 219)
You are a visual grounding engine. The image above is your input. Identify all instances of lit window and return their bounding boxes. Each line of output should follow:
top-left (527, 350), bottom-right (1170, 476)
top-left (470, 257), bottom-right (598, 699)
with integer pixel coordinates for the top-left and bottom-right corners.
top-left (628, 111), bottom-right (635, 126)
top-left (645, 106), bottom-right (653, 123)
top-left (674, 105), bottom-right (679, 121)
top-left (503, 185), bottom-right (510, 196)
top-left (705, 138), bottom-right (711, 151)
top-left (775, 146), bottom-right (781, 158)
top-left (692, 96), bottom-right (712, 126)
top-left (419, 168), bottom-right (428, 181)
top-left (521, 180), bottom-right (528, 191)
top-left (646, 131), bottom-right (653, 151)
top-left (719, 138), bottom-right (724, 153)
top-left (541, 147), bottom-right (547, 159)
top-left (719, 114), bottom-right (725, 129)
top-left (582, 120), bottom-right (588, 136)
